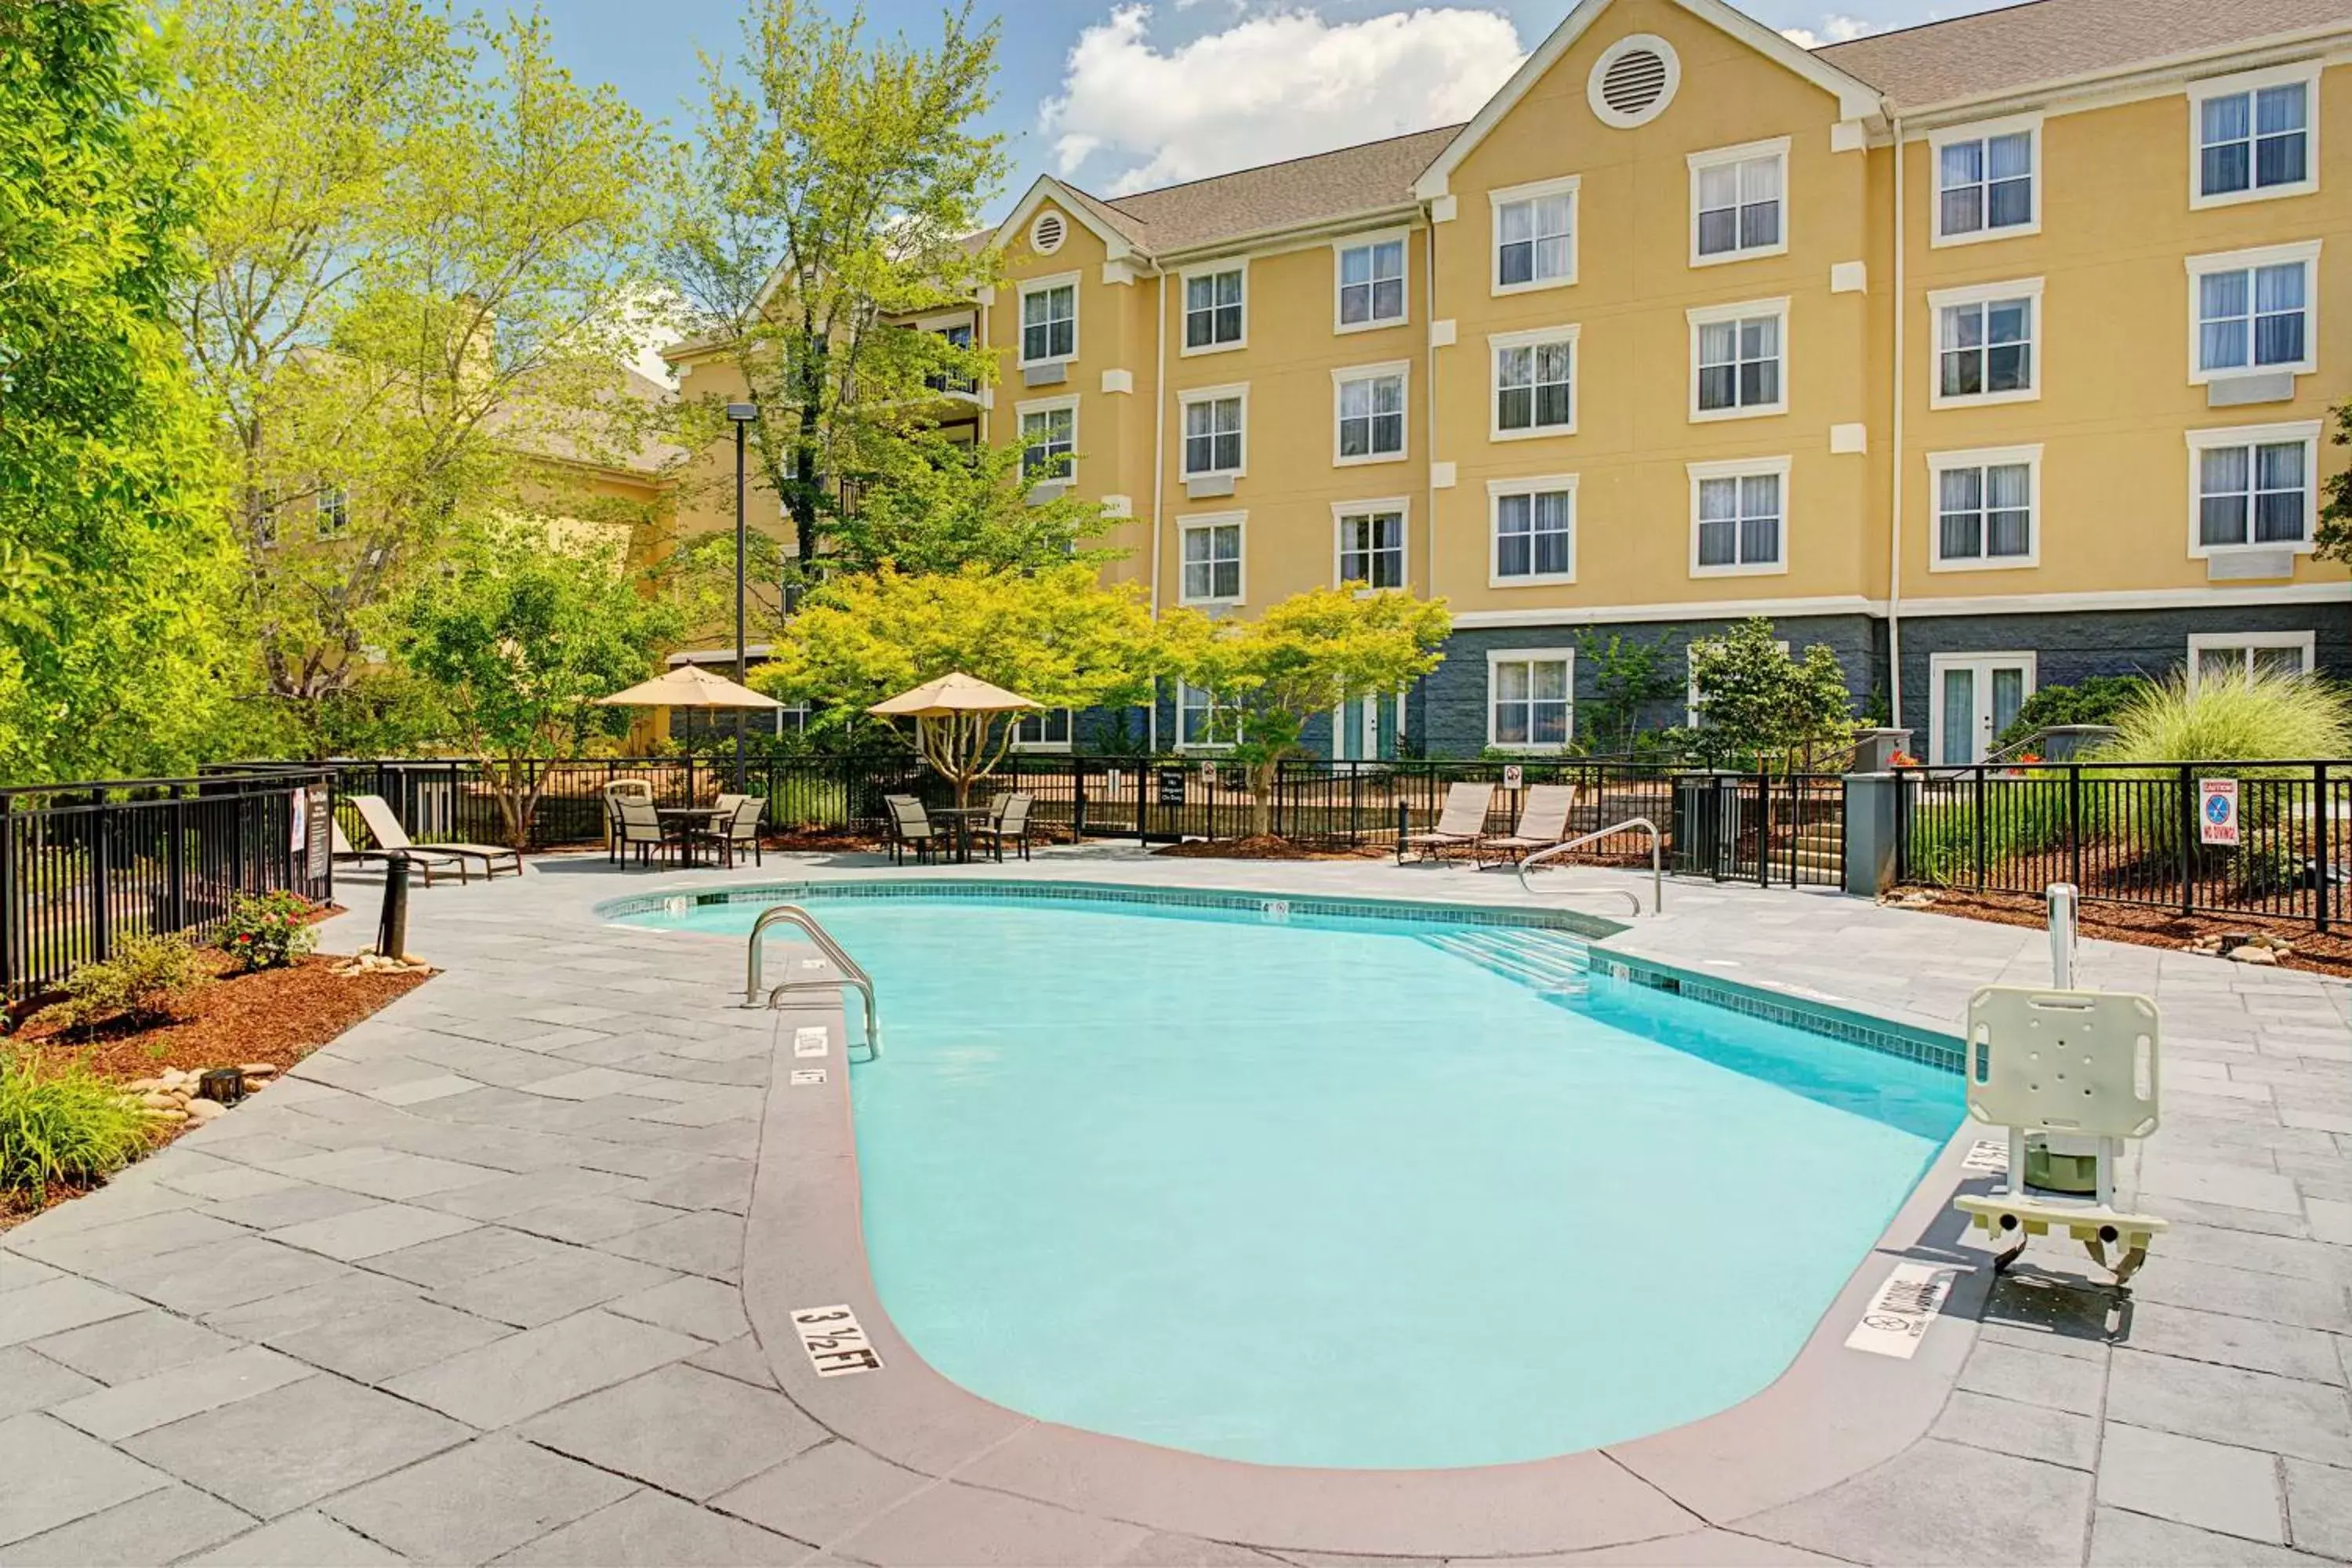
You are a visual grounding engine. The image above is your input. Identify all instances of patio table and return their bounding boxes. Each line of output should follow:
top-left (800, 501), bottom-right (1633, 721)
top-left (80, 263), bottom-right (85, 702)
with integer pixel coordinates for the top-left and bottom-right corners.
top-left (927, 804), bottom-right (993, 865)
top-left (657, 806), bottom-right (728, 867)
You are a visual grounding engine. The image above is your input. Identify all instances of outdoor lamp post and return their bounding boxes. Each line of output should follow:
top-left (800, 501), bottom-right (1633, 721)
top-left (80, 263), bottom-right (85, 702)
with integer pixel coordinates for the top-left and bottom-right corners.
top-left (724, 401), bottom-right (758, 793)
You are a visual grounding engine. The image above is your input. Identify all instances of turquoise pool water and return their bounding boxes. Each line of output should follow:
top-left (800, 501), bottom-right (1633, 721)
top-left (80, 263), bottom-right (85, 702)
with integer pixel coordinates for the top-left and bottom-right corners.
top-left (621, 891), bottom-right (1963, 1469)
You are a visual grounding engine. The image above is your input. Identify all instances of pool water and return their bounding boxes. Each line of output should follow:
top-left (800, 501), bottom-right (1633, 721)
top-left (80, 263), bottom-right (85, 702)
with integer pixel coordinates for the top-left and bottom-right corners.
top-left (624, 892), bottom-right (1963, 1469)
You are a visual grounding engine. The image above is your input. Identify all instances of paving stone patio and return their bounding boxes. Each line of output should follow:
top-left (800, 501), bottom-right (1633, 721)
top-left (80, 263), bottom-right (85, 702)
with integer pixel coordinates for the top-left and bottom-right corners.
top-left (1, 848), bottom-right (2347, 1565)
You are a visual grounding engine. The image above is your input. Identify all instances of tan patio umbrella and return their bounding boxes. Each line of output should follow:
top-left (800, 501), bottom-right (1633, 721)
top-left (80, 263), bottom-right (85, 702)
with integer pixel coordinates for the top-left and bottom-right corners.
top-left (867, 672), bottom-right (1036, 808)
top-left (595, 664), bottom-right (784, 711)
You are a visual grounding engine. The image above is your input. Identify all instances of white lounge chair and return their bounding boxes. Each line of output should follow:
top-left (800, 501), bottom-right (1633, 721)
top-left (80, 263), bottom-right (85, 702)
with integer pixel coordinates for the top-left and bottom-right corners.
top-left (350, 795), bottom-right (522, 881)
top-left (1477, 784), bottom-right (1579, 866)
top-left (1398, 782), bottom-right (1494, 863)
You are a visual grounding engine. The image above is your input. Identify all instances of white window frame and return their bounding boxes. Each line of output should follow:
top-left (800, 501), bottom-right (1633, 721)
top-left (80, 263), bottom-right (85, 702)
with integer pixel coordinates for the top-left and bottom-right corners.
top-left (1686, 456), bottom-right (1791, 579)
top-left (1177, 510), bottom-right (1247, 606)
top-left (1332, 499), bottom-right (1410, 593)
top-left (1489, 176), bottom-right (1580, 296)
top-left (1928, 278), bottom-right (2043, 409)
top-left (2189, 61), bottom-right (2321, 211)
top-left (1486, 474), bottom-right (1578, 588)
top-left (1009, 709), bottom-right (1075, 753)
top-left (314, 485), bottom-right (351, 540)
top-left (1486, 647), bottom-right (1577, 753)
top-left (1688, 297), bottom-right (1790, 422)
top-left (1017, 272), bottom-right (1080, 368)
top-left (1688, 137), bottom-right (1789, 267)
top-left (1489, 324), bottom-right (1579, 441)
top-left (1929, 114), bottom-right (2042, 247)
top-left (1175, 680), bottom-right (1236, 751)
top-left (1332, 361), bottom-right (1410, 467)
top-left (1333, 229), bottom-right (1410, 334)
top-left (1927, 444), bottom-right (2043, 572)
top-left (2184, 419), bottom-right (2321, 559)
top-left (1179, 260), bottom-right (1247, 357)
top-left (1014, 394), bottom-right (1079, 487)
top-left (1178, 383), bottom-right (1248, 479)
top-left (2187, 240), bottom-right (2321, 384)
top-left (2187, 632), bottom-right (2316, 691)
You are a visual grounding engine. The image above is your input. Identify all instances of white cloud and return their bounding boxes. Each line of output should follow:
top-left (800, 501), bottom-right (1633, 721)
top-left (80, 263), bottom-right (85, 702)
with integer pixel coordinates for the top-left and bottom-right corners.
top-left (1040, 5), bottom-right (1524, 195)
top-left (1778, 13), bottom-right (1875, 48)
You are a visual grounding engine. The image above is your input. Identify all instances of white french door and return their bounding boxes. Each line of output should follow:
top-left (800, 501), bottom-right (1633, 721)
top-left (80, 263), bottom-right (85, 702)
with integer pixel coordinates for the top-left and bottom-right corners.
top-left (1333, 695), bottom-right (1403, 761)
top-left (1929, 653), bottom-right (2036, 765)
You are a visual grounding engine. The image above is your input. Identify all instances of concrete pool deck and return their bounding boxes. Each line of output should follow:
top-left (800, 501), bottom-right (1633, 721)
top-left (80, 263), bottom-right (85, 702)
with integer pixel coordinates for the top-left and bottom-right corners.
top-left (0, 848), bottom-right (2347, 1565)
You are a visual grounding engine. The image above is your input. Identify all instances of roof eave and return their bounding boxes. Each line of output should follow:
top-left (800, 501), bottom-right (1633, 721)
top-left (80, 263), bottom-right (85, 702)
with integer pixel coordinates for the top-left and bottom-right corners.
top-left (1149, 201), bottom-right (1428, 267)
top-left (1878, 19), bottom-right (2352, 125)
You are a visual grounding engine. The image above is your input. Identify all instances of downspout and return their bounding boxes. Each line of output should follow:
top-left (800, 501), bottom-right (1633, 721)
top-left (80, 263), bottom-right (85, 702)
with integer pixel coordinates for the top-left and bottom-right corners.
top-left (978, 292), bottom-right (990, 445)
top-left (1425, 222), bottom-right (1439, 597)
top-left (1148, 268), bottom-right (1167, 753)
top-left (1886, 108), bottom-right (1907, 732)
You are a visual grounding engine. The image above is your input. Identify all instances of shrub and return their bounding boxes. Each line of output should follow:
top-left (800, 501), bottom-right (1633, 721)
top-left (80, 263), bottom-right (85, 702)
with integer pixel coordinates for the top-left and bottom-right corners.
top-left (1994, 675), bottom-right (2153, 752)
top-left (2092, 669), bottom-right (2350, 764)
top-left (216, 891), bottom-right (318, 972)
top-left (0, 1051), bottom-right (154, 1202)
top-left (38, 933), bottom-right (206, 1033)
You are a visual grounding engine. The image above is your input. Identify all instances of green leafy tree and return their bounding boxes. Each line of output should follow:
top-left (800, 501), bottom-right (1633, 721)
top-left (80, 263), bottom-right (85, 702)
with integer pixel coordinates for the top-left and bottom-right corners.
top-left (659, 0), bottom-right (1006, 568)
top-left (1573, 631), bottom-right (1682, 757)
top-left (1685, 618), bottom-right (1855, 772)
top-left (756, 565), bottom-right (1160, 802)
top-left (391, 519), bottom-right (684, 848)
top-left (1994, 673), bottom-right (2153, 752)
top-left (1163, 589), bottom-right (1451, 837)
top-left (831, 433), bottom-right (1123, 575)
top-left (172, 0), bottom-right (666, 751)
top-left (0, 0), bottom-right (236, 782)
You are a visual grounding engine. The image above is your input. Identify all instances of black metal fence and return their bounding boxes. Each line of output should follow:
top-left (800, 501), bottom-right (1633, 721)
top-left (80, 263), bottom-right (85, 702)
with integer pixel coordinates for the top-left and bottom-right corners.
top-left (1894, 760), bottom-right (2347, 928)
top-left (3, 768), bottom-right (337, 1005)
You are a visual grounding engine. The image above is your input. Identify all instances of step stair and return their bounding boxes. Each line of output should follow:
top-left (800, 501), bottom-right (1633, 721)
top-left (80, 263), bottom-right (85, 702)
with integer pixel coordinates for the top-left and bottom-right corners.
top-left (1425, 928), bottom-right (1594, 997)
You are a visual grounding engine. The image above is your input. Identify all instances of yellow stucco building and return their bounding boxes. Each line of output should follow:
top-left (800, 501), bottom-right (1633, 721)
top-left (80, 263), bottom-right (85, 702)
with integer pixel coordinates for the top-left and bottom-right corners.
top-left (675, 0), bottom-right (2352, 764)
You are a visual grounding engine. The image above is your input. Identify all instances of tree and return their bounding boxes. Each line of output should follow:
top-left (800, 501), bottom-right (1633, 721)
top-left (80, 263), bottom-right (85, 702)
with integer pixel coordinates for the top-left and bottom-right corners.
top-left (755, 565), bottom-right (1160, 801)
top-left (390, 519), bottom-right (683, 847)
top-left (830, 432), bottom-right (1123, 575)
top-left (1573, 631), bottom-right (1682, 757)
top-left (172, 0), bottom-right (665, 751)
top-left (1685, 618), bottom-right (1854, 771)
top-left (660, 0), bottom-right (1006, 570)
top-left (1163, 589), bottom-right (1451, 837)
top-left (0, 0), bottom-right (237, 782)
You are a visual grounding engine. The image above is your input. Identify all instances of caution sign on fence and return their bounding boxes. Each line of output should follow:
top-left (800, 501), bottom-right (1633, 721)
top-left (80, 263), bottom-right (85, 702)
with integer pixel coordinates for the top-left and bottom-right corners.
top-left (2200, 778), bottom-right (2240, 846)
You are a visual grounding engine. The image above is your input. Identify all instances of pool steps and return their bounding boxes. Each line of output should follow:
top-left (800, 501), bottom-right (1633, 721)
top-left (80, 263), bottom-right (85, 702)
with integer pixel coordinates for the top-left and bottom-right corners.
top-left (1425, 929), bottom-right (1595, 997)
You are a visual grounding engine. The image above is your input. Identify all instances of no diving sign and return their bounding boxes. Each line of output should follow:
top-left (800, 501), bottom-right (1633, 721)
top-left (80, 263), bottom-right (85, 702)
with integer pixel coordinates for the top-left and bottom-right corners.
top-left (1845, 1262), bottom-right (1958, 1359)
top-left (2200, 779), bottom-right (2241, 846)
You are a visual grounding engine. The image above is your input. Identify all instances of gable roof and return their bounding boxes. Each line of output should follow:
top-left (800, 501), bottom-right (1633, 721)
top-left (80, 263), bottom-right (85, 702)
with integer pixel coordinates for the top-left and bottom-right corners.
top-left (1820, 0), bottom-right (2352, 112)
top-left (990, 176), bottom-right (1145, 260)
top-left (1101, 126), bottom-right (1462, 253)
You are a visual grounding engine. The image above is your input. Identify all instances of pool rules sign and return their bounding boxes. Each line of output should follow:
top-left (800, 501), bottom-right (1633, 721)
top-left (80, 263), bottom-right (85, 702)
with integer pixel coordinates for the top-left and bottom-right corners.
top-left (2200, 778), bottom-right (2241, 846)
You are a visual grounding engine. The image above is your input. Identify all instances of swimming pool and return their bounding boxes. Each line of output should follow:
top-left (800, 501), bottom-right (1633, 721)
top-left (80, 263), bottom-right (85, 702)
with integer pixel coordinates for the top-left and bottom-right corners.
top-left (616, 885), bottom-right (1964, 1470)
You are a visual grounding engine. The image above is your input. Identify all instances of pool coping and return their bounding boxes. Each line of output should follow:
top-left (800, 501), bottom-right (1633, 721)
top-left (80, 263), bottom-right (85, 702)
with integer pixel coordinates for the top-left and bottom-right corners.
top-left (691, 877), bottom-right (2002, 1555)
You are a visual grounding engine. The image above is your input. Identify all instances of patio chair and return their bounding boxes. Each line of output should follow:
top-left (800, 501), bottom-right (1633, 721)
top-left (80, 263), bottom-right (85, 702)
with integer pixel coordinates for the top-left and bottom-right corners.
top-left (614, 797), bottom-right (673, 869)
top-left (1476, 784), bottom-right (1580, 866)
top-left (883, 794), bottom-right (938, 866)
top-left (1398, 782), bottom-right (1494, 863)
top-left (350, 795), bottom-right (524, 882)
top-left (974, 793), bottom-right (1034, 862)
top-left (603, 779), bottom-right (655, 864)
top-left (695, 795), bottom-right (766, 869)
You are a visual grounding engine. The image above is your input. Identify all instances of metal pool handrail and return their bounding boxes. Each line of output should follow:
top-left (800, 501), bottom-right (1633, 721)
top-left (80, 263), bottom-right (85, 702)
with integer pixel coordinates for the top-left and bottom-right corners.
top-left (1517, 818), bottom-right (1663, 916)
top-left (746, 904), bottom-right (880, 1059)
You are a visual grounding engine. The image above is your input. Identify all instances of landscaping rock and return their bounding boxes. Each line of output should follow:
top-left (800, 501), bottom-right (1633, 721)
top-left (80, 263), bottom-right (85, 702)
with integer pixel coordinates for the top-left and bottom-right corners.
top-left (2228, 946), bottom-right (2281, 966)
top-left (240, 1063), bottom-right (278, 1079)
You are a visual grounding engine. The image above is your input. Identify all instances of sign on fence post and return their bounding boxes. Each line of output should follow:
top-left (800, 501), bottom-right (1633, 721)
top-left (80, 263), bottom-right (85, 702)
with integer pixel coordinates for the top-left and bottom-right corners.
top-left (2199, 778), bottom-right (2241, 846)
top-left (1503, 764), bottom-right (1524, 790)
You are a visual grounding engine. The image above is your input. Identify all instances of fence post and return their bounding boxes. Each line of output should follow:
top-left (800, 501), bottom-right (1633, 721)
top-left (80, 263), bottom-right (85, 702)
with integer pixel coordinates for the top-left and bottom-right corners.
top-left (1755, 762), bottom-right (1771, 888)
top-left (167, 785), bottom-right (187, 934)
top-left (1073, 765), bottom-right (1087, 840)
top-left (2067, 764), bottom-right (2084, 894)
top-left (1350, 762), bottom-right (1363, 848)
top-left (2180, 763), bottom-right (2196, 917)
top-left (90, 799), bottom-right (112, 966)
top-left (2317, 762), bottom-right (2331, 935)
top-left (1135, 764), bottom-right (1148, 846)
top-left (0, 795), bottom-right (13, 1000)
top-left (1972, 765), bottom-right (1988, 891)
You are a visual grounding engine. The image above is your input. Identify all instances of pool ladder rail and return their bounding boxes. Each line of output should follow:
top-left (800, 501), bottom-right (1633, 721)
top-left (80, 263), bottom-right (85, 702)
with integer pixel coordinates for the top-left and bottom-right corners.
top-left (744, 904), bottom-right (881, 1060)
top-left (1516, 818), bottom-right (1663, 916)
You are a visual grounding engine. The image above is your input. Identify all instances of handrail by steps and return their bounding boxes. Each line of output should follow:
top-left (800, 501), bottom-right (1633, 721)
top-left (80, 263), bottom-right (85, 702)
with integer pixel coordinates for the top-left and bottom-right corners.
top-left (1517, 817), bottom-right (1663, 916)
top-left (745, 904), bottom-right (880, 1059)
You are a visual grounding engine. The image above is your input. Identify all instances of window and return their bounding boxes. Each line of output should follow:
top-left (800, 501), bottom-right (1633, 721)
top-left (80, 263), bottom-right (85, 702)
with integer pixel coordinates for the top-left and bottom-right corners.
top-left (1934, 118), bottom-right (2038, 243)
top-left (1180, 514), bottom-right (1243, 603)
top-left (2188, 633), bottom-right (2314, 691)
top-left (1020, 280), bottom-right (1076, 365)
top-left (1930, 446), bottom-right (2040, 570)
top-left (923, 321), bottom-right (975, 394)
top-left (1932, 281), bottom-right (2040, 405)
top-left (1018, 400), bottom-right (1075, 483)
top-left (1181, 390), bottom-right (1245, 477)
top-left (1334, 365), bottom-right (1407, 463)
top-left (1688, 457), bottom-right (1788, 576)
top-left (1177, 681), bottom-right (1234, 749)
top-left (1011, 710), bottom-right (1073, 751)
top-left (2190, 243), bottom-right (2319, 380)
top-left (1184, 266), bottom-right (1244, 352)
top-left (1491, 327), bottom-right (1576, 438)
top-left (314, 486), bottom-right (350, 540)
top-left (1335, 504), bottom-right (1406, 590)
top-left (1690, 140), bottom-right (1786, 263)
top-left (1488, 650), bottom-right (1573, 750)
top-left (2194, 67), bottom-right (2317, 205)
top-left (1492, 178), bottom-right (1577, 292)
top-left (2187, 422), bottom-right (2319, 555)
top-left (1690, 299), bottom-right (1787, 419)
top-left (1489, 476), bottom-right (1577, 585)
top-left (1335, 236), bottom-right (1406, 328)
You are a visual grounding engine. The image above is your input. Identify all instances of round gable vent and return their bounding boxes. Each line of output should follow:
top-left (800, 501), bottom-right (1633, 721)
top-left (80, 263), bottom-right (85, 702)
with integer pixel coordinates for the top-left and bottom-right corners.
top-left (1588, 34), bottom-right (1679, 128)
top-left (1030, 209), bottom-right (1066, 255)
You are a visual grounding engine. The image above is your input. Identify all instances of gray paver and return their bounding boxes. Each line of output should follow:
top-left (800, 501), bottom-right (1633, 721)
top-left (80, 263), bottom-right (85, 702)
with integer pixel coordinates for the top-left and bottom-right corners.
top-left (267, 1147), bottom-right (503, 1201)
top-left (687, 1334), bottom-right (779, 1389)
top-left (0, 1345), bottom-right (100, 1418)
top-left (521, 1363), bottom-right (826, 1501)
top-left (710, 1439), bottom-right (929, 1548)
top-left (29, 1308), bottom-right (240, 1385)
top-left (604, 1274), bottom-right (751, 1342)
top-left (119, 1374), bottom-right (469, 1519)
top-left (0, 1254), bottom-right (61, 1294)
top-left (1930, 1389), bottom-right (2097, 1471)
top-left (2097, 1421), bottom-right (2287, 1544)
top-left (321, 1435), bottom-right (636, 1563)
top-left (260, 1294), bottom-right (513, 1384)
top-left (0, 1414), bottom-right (169, 1548)
top-left (491, 1490), bottom-right (806, 1566)
top-left (0, 1277), bottom-right (143, 1348)
top-left (2108, 1349), bottom-right (2352, 1468)
top-left (503, 1192), bottom-right (682, 1244)
top-left (267, 1202), bottom-right (478, 1261)
top-left (427, 1245), bottom-right (676, 1328)
top-left (0, 1483), bottom-right (254, 1567)
top-left (1733, 1438), bottom-right (2091, 1567)
top-left (200, 1269), bottom-right (419, 1342)
top-left (7, 1210), bottom-right (247, 1276)
top-left (95, 1236), bottom-right (351, 1316)
top-left (383, 1306), bottom-right (699, 1428)
top-left (200, 1181), bottom-right (384, 1232)
top-left (1952, 1338), bottom-right (2107, 1417)
top-left (2123, 1301), bottom-right (2349, 1385)
top-left (2285, 1457), bottom-right (2352, 1561)
top-left (358, 1223), bottom-right (572, 1289)
top-left (185, 1511), bottom-right (407, 1566)
top-left (50, 1344), bottom-right (314, 1440)
top-left (593, 1209), bottom-right (742, 1281)
top-left (408, 1165), bottom-right (639, 1222)
top-left (2087, 1506), bottom-right (2321, 1566)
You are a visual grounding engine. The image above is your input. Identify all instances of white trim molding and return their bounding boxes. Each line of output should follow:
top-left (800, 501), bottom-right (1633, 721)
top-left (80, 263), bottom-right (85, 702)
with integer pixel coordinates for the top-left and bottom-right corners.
top-left (1331, 360), bottom-right (1412, 468)
top-left (2183, 418), bottom-right (2323, 559)
top-left (1488, 175), bottom-right (1581, 296)
top-left (1013, 394), bottom-right (1080, 488)
top-left (1486, 472), bottom-right (1580, 588)
top-left (1929, 113), bottom-right (2044, 247)
top-left (1926, 443), bottom-right (2044, 573)
top-left (1330, 496), bottom-right (1412, 592)
top-left (1687, 136), bottom-right (1791, 268)
top-left (1686, 454), bottom-right (1793, 579)
top-left (2187, 60), bottom-right (2322, 211)
top-left (1927, 277), bottom-right (2045, 409)
top-left (1488, 323), bottom-right (1581, 442)
top-left (1332, 227), bottom-right (1413, 334)
top-left (2187, 630), bottom-right (2316, 690)
top-left (1445, 582), bottom-right (2352, 629)
top-left (1015, 270), bottom-right (1081, 368)
top-left (2186, 238), bottom-right (2322, 385)
top-left (1484, 645), bottom-right (1578, 753)
top-left (1177, 258), bottom-right (1249, 358)
top-left (1176, 383), bottom-right (1250, 480)
top-left (1175, 509), bottom-right (1247, 607)
top-left (1688, 296), bottom-right (1791, 423)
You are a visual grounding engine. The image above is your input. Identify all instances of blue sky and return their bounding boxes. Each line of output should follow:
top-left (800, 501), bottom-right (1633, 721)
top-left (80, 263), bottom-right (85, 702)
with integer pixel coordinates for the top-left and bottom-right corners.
top-left (534, 0), bottom-right (2013, 212)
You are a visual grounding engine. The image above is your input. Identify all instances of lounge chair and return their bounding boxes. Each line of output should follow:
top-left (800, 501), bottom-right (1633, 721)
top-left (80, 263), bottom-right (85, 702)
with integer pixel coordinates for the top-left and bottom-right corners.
top-left (333, 811), bottom-right (470, 886)
top-left (1476, 784), bottom-right (1579, 866)
top-left (613, 797), bottom-right (673, 869)
top-left (1398, 782), bottom-right (1494, 863)
top-left (883, 794), bottom-right (938, 866)
top-left (695, 795), bottom-right (765, 869)
top-left (350, 794), bottom-right (522, 880)
top-left (974, 793), bottom-right (1034, 862)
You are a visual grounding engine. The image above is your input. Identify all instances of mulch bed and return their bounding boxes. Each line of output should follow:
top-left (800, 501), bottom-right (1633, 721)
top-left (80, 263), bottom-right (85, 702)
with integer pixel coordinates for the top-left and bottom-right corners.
top-left (1896, 885), bottom-right (2352, 978)
top-left (1152, 834), bottom-right (1393, 862)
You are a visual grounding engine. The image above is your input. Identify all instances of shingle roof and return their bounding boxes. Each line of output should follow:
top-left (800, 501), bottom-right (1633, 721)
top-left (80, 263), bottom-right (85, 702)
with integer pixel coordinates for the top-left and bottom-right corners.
top-left (1094, 125), bottom-right (1465, 254)
top-left (1818, 0), bottom-right (2352, 110)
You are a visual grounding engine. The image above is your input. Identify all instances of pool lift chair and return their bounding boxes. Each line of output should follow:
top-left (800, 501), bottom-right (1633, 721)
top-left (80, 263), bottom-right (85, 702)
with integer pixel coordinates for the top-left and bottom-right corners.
top-left (1952, 884), bottom-right (2168, 1284)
